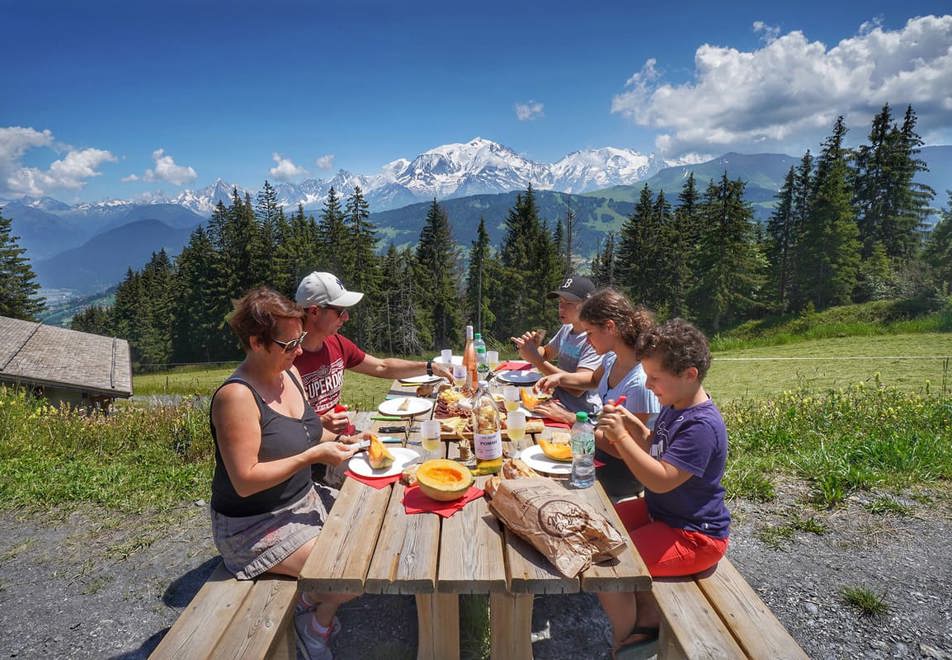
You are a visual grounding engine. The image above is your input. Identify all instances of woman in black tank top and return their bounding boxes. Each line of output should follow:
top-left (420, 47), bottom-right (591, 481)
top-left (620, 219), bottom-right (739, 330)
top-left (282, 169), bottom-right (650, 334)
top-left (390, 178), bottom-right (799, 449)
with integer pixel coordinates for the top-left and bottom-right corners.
top-left (210, 287), bottom-right (360, 656)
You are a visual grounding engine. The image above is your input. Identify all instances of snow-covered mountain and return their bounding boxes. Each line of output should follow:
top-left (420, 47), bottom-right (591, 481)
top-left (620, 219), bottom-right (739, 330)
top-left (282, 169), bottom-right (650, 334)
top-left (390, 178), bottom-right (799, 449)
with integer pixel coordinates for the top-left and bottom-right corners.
top-left (118, 138), bottom-right (662, 215)
top-left (550, 148), bottom-right (664, 193)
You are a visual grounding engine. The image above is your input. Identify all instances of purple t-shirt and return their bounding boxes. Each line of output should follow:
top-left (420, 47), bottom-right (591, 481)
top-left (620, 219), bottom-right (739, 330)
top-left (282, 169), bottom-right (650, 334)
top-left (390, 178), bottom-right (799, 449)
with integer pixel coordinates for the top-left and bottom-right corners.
top-left (644, 399), bottom-right (730, 538)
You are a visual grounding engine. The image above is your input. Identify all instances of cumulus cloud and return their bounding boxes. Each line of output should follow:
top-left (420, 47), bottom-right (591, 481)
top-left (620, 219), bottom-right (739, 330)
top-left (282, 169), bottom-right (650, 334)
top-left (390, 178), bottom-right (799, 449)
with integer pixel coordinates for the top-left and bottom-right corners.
top-left (611, 15), bottom-right (952, 158)
top-left (315, 154), bottom-right (335, 170)
top-left (1, 126), bottom-right (117, 196)
top-left (141, 148), bottom-right (198, 185)
top-left (753, 21), bottom-right (781, 43)
top-left (515, 101), bottom-right (545, 121)
top-left (121, 174), bottom-right (140, 183)
top-left (270, 153), bottom-right (308, 181)
top-left (1, 127), bottom-right (118, 196)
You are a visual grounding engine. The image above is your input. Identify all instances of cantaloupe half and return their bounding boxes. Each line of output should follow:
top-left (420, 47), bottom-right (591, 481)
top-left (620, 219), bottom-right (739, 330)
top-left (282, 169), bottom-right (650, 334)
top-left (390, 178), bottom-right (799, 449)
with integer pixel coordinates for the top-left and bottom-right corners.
top-left (368, 434), bottom-right (395, 470)
top-left (538, 438), bottom-right (573, 462)
top-left (416, 459), bottom-right (474, 501)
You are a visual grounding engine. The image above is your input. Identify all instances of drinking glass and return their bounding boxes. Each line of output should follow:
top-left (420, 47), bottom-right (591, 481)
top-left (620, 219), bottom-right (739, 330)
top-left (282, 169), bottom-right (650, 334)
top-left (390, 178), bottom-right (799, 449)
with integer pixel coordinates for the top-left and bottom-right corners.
top-left (452, 364), bottom-right (467, 388)
top-left (420, 420), bottom-right (442, 458)
top-left (506, 409), bottom-right (528, 456)
top-left (487, 350), bottom-right (499, 371)
top-left (440, 349), bottom-right (453, 367)
top-left (503, 386), bottom-right (520, 412)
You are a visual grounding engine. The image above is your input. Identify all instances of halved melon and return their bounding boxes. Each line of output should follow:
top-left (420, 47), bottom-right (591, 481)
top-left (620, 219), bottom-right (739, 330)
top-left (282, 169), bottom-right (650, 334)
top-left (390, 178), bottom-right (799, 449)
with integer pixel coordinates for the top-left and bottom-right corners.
top-left (416, 459), bottom-right (474, 501)
top-left (520, 387), bottom-right (539, 410)
top-left (368, 434), bottom-right (395, 470)
top-left (538, 438), bottom-right (573, 462)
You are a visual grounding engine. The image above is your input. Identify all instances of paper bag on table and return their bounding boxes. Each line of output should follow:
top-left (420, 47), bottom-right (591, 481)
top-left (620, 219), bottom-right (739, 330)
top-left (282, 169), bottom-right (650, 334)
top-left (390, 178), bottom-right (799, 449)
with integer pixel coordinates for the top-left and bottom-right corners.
top-left (487, 477), bottom-right (626, 578)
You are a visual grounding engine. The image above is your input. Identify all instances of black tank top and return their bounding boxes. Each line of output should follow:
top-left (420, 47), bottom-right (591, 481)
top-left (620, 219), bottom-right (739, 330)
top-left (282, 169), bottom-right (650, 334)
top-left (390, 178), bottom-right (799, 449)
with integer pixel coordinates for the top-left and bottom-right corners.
top-left (210, 370), bottom-right (323, 517)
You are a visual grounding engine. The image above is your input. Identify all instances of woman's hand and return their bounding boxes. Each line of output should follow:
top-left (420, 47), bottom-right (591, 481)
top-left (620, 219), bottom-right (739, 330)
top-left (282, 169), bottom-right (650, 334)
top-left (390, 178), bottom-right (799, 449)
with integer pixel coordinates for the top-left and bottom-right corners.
top-left (338, 430), bottom-right (373, 444)
top-left (311, 441), bottom-right (360, 466)
top-left (598, 403), bottom-right (650, 445)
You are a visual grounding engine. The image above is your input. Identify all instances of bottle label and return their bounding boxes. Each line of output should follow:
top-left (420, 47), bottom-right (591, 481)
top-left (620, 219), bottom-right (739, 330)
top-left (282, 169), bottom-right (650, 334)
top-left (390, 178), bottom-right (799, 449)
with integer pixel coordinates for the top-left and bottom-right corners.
top-left (474, 432), bottom-right (502, 460)
top-left (571, 432), bottom-right (595, 455)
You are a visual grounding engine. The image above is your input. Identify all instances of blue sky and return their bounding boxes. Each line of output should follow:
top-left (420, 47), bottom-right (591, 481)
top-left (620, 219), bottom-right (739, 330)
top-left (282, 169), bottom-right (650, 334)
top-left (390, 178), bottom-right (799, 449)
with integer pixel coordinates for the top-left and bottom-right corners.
top-left (1, 0), bottom-right (950, 202)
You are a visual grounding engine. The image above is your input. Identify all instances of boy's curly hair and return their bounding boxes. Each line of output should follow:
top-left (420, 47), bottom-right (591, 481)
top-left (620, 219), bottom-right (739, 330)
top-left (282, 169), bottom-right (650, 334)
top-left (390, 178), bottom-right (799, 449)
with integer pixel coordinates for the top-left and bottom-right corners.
top-left (636, 319), bottom-right (711, 382)
top-left (579, 288), bottom-right (655, 350)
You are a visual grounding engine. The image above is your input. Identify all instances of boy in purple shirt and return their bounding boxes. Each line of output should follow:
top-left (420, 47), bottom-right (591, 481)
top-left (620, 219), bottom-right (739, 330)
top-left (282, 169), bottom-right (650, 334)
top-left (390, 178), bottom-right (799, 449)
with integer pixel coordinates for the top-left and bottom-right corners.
top-left (595, 319), bottom-right (730, 654)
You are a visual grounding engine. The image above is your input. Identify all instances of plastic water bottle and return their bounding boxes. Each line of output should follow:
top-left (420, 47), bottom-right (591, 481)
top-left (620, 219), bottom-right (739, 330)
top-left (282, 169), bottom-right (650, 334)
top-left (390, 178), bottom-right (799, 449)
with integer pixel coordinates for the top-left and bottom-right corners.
top-left (570, 411), bottom-right (595, 488)
top-left (474, 332), bottom-right (490, 382)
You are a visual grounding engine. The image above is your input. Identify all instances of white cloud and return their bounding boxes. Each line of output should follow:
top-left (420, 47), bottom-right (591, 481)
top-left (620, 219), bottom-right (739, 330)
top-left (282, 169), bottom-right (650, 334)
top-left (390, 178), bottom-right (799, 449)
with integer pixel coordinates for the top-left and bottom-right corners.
top-left (315, 154), bottom-right (335, 170)
top-left (753, 21), bottom-right (781, 44)
top-left (121, 174), bottom-right (140, 182)
top-left (270, 153), bottom-right (308, 181)
top-left (1, 126), bottom-right (117, 196)
top-left (0, 127), bottom-right (117, 196)
top-left (515, 100), bottom-right (545, 121)
top-left (142, 148), bottom-right (198, 185)
top-left (612, 15), bottom-right (952, 158)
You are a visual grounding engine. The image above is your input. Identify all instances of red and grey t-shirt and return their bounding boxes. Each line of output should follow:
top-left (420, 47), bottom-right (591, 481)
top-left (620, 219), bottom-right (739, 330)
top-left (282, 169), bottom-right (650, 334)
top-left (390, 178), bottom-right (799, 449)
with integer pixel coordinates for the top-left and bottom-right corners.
top-left (294, 335), bottom-right (366, 414)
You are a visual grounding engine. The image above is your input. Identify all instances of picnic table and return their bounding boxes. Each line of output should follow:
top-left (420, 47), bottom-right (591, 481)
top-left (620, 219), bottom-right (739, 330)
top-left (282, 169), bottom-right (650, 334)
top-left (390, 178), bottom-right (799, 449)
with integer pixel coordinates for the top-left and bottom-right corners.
top-left (299, 379), bottom-right (652, 660)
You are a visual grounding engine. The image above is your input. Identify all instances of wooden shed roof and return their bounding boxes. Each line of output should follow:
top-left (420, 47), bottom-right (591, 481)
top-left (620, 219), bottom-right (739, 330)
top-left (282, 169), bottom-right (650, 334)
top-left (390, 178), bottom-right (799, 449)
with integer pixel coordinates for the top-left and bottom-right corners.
top-left (0, 316), bottom-right (133, 397)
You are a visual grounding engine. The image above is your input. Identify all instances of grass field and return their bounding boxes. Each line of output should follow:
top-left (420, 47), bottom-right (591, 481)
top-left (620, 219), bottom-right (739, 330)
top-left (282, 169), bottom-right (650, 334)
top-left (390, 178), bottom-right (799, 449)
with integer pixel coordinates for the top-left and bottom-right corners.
top-left (133, 333), bottom-right (952, 404)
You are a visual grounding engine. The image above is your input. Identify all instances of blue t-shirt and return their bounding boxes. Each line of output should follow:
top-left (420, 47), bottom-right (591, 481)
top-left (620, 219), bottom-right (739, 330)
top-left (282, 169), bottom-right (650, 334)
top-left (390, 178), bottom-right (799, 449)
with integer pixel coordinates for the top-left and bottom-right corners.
top-left (597, 353), bottom-right (660, 428)
top-left (645, 400), bottom-right (731, 539)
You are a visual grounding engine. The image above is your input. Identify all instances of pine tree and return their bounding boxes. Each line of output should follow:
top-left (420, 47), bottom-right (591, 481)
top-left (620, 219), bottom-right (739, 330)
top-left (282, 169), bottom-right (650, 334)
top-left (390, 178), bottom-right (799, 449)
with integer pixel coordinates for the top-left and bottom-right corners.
top-left (924, 192), bottom-right (952, 292)
top-left (0, 209), bottom-right (44, 320)
top-left (274, 204), bottom-right (321, 298)
top-left (70, 305), bottom-right (112, 336)
top-left (893, 106), bottom-right (934, 260)
top-left (381, 244), bottom-right (428, 354)
top-left (344, 186), bottom-right (383, 349)
top-left (171, 226), bottom-right (224, 362)
top-left (690, 175), bottom-right (766, 331)
top-left (137, 250), bottom-right (175, 369)
top-left (799, 117), bottom-right (861, 309)
top-left (416, 199), bottom-right (461, 349)
top-left (766, 167), bottom-right (797, 309)
top-left (497, 186), bottom-right (561, 338)
top-left (617, 184), bottom-right (655, 306)
top-left (591, 232), bottom-right (617, 287)
top-left (668, 174), bottom-right (701, 317)
top-left (253, 180), bottom-right (281, 285)
top-left (465, 218), bottom-right (499, 336)
top-left (787, 151), bottom-right (815, 309)
top-left (317, 187), bottom-right (352, 281)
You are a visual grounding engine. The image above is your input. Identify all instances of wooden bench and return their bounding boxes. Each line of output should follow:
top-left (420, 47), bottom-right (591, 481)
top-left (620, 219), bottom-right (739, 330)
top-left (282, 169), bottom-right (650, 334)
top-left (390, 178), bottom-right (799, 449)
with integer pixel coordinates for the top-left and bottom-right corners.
top-left (651, 558), bottom-right (807, 660)
top-left (151, 562), bottom-right (299, 660)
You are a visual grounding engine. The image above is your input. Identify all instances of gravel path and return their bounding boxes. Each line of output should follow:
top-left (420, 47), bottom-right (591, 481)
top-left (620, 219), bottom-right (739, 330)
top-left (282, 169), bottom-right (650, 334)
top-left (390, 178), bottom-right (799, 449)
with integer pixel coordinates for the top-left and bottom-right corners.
top-left (0, 481), bottom-right (950, 659)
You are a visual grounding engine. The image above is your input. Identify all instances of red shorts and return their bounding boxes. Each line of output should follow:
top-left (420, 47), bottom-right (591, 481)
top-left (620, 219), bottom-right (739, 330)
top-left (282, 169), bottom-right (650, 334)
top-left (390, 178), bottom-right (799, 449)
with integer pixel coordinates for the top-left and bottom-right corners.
top-left (614, 498), bottom-right (728, 578)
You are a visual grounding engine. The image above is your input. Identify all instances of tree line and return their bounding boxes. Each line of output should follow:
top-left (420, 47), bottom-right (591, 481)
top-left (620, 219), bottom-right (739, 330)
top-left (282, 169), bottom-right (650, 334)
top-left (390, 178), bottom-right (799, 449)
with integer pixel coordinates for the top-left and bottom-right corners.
top-left (1, 105), bottom-right (950, 370)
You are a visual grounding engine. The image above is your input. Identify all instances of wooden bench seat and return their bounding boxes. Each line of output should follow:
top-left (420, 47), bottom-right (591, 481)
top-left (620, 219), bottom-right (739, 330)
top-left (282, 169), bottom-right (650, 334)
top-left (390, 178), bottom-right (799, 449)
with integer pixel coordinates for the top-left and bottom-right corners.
top-left (151, 562), bottom-right (299, 660)
top-left (652, 558), bottom-right (807, 660)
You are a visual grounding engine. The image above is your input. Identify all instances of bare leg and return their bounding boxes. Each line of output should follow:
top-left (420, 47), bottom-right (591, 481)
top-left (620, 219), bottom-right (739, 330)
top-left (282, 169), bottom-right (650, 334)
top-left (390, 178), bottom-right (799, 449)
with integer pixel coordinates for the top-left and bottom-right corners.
top-left (597, 591), bottom-right (637, 650)
top-left (634, 591), bottom-right (661, 628)
top-left (268, 538), bottom-right (358, 625)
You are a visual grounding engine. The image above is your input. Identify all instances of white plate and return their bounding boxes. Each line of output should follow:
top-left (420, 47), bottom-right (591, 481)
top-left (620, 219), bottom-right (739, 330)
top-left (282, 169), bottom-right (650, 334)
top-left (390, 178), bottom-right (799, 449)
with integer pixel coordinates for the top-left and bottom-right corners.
top-left (496, 370), bottom-right (540, 385)
top-left (518, 444), bottom-right (573, 475)
top-left (378, 396), bottom-right (433, 417)
top-left (398, 375), bottom-right (443, 385)
top-left (347, 446), bottom-right (422, 478)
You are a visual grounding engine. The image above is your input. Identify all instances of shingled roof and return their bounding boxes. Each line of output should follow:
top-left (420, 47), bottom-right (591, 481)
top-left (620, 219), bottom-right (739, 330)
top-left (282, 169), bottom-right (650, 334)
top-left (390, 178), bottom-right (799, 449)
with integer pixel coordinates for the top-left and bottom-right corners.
top-left (0, 316), bottom-right (132, 397)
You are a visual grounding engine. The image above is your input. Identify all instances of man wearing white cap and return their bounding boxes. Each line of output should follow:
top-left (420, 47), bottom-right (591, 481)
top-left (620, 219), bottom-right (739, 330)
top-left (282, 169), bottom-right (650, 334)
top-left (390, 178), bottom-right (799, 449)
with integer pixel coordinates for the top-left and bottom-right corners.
top-left (294, 271), bottom-right (453, 436)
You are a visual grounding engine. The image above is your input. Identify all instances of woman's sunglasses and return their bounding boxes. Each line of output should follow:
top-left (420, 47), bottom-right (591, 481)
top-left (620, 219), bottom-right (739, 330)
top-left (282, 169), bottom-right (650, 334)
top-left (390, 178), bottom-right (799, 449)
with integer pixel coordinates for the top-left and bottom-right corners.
top-left (272, 331), bottom-right (308, 353)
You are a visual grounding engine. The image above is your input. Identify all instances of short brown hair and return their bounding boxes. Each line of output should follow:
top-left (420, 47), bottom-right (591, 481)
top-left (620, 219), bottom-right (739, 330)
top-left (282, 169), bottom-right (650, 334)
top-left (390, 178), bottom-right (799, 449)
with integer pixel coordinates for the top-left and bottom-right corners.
top-left (637, 319), bottom-right (711, 381)
top-left (579, 288), bottom-right (655, 350)
top-left (227, 287), bottom-right (304, 350)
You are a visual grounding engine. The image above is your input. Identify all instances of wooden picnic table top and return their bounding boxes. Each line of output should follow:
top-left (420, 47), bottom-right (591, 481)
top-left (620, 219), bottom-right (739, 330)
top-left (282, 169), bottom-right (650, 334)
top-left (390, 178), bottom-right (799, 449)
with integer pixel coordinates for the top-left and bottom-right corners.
top-left (299, 379), bottom-right (652, 597)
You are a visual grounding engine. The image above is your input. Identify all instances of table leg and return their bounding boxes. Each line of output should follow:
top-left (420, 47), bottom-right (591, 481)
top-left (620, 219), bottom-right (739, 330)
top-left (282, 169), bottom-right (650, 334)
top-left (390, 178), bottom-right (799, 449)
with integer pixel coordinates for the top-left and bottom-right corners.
top-left (490, 593), bottom-right (533, 660)
top-left (416, 593), bottom-right (460, 660)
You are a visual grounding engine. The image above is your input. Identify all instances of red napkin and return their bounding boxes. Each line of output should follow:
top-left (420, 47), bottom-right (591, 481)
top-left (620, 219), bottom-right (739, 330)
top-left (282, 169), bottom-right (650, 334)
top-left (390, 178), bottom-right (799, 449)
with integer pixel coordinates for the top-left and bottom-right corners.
top-left (345, 470), bottom-right (401, 489)
top-left (542, 418), bottom-right (571, 429)
top-left (402, 485), bottom-right (485, 518)
top-left (496, 360), bottom-right (532, 371)
top-left (595, 458), bottom-right (606, 468)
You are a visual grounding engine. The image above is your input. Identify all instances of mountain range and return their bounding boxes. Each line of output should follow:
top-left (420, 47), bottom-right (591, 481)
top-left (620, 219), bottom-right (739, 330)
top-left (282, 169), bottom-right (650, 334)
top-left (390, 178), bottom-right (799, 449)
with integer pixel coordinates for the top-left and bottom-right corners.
top-left (1, 140), bottom-right (948, 303)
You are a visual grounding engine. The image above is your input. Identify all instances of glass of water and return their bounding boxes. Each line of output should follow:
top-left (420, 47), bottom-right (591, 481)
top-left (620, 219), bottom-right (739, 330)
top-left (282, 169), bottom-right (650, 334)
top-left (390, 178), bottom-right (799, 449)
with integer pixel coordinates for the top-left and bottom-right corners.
top-left (420, 420), bottom-right (442, 459)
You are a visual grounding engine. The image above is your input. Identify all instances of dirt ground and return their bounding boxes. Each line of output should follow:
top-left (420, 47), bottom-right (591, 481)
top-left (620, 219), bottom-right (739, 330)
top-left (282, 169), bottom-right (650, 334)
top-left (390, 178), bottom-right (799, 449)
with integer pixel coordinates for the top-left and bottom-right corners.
top-left (0, 481), bottom-right (950, 659)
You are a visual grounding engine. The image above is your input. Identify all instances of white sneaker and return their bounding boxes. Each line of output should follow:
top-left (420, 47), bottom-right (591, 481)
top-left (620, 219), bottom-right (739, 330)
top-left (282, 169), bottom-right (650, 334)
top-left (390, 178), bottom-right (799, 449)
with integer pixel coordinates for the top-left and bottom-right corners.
top-left (294, 611), bottom-right (334, 660)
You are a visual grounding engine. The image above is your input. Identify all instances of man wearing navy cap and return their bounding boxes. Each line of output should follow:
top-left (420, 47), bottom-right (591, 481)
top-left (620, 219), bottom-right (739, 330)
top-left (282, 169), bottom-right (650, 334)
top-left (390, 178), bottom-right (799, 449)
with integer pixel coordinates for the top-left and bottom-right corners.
top-left (510, 275), bottom-right (603, 422)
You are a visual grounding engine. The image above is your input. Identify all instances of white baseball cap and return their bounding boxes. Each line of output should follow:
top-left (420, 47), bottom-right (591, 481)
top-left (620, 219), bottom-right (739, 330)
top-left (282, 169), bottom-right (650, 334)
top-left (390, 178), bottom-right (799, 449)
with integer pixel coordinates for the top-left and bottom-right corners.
top-left (295, 272), bottom-right (364, 308)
